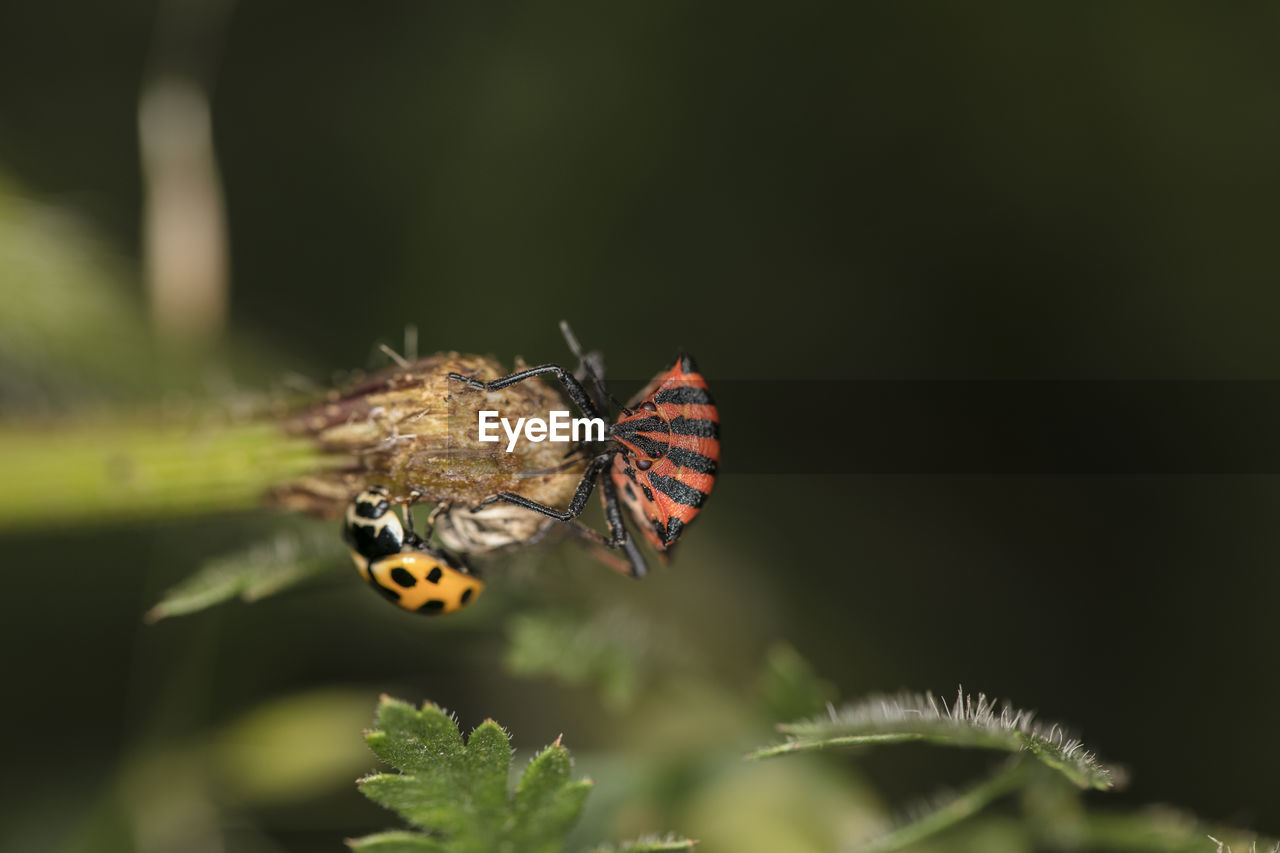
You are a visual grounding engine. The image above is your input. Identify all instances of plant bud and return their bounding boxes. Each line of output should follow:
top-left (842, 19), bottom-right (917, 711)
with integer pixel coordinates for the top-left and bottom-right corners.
top-left (268, 353), bottom-right (585, 552)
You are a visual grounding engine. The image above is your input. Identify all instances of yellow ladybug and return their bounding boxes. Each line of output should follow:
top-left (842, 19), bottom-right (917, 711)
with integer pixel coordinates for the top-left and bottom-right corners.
top-left (342, 486), bottom-right (484, 615)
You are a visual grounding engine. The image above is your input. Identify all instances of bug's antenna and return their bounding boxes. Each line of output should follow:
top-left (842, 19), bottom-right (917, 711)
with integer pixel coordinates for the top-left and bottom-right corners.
top-left (559, 320), bottom-right (587, 360)
top-left (608, 391), bottom-right (633, 416)
top-left (560, 319), bottom-right (630, 414)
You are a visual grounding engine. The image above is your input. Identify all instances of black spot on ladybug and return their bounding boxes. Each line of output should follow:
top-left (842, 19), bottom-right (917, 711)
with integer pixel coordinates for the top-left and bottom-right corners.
top-left (461, 588), bottom-right (474, 604)
top-left (419, 599), bottom-right (445, 614)
top-left (426, 566), bottom-right (443, 584)
top-left (390, 567), bottom-right (417, 587)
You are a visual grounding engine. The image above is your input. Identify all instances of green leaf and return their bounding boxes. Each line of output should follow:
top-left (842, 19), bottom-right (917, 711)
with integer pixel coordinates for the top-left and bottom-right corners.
top-left (512, 738), bottom-right (594, 851)
top-left (750, 688), bottom-right (1117, 791)
top-left (591, 834), bottom-right (699, 852)
top-left (145, 524), bottom-right (345, 621)
top-left (351, 697), bottom-right (590, 853)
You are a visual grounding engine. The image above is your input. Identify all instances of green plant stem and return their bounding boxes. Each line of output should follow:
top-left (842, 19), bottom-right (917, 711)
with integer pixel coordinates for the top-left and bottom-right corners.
top-left (853, 759), bottom-right (1031, 853)
top-left (0, 418), bottom-right (337, 530)
top-left (751, 732), bottom-right (933, 759)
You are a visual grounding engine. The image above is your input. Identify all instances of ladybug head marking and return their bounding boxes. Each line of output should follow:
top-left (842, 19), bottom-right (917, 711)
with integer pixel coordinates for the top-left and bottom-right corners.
top-left (344, 485), bottom-right (407, 562)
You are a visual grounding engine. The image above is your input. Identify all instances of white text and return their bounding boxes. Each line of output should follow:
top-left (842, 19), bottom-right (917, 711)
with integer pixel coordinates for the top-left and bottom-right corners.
top-left (477, 410), bottom-right (607, 452)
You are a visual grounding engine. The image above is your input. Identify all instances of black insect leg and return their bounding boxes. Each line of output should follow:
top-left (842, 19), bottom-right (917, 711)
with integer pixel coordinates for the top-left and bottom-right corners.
top-left (619, 535), bottom-right (648, 579)
top-left (597, 476), bottom-right (629, 548)
top-left (448, 364), bottom-right (604, 420)
top-left (562, 516), bottom-right (649, 579)
top-left (474, 453), bottom-right (613, 522)
top-left (599, 474), bottom-right (647, 578)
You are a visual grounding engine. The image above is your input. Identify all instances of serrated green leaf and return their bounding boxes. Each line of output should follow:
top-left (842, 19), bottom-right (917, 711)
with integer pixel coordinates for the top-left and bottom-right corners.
top-left (509, 742), bottom-right (588, 845)
top-left (462, 720), bottom-right (513, 817)
top-left (514, 741), bottom-right (573, 813)
top-left (367, 697), bottom-right (466, 770)
top-left (357, 774), bottom-right (469, 838)
top-left (750, 688), bottom-right (1117, 791)
top-left (351, 697), bottom-right (592, 853)
top-left (511, 740), bottom-right (593, 852)
top-left (146, 524), bottom-right (345, 621)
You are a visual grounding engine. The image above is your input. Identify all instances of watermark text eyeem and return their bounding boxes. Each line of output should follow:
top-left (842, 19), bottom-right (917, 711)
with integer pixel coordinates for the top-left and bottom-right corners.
top-left (478, 410), bottom-right (606, 452)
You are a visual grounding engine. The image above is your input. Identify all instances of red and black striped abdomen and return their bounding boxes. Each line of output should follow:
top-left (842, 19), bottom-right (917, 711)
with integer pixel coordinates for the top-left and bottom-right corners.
top-left (608, 353), bottom-right (719, 550)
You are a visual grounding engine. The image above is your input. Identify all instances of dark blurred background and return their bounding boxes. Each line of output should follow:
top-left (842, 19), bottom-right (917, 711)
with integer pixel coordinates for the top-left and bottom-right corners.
top-left (2, 3), bottom-right (1279, 851)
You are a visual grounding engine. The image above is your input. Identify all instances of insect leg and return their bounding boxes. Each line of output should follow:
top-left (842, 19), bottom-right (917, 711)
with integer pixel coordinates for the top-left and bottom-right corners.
top-left (448, 364), bottom-right (603, 420)
top-left (600, 475), bottom-right (647, 576)
top-left (474, 453), bottom-right (613, 522)
top-left (421, 499), bottom-right (450, 540)
top-left (401, 489), bottom-right (423, 545)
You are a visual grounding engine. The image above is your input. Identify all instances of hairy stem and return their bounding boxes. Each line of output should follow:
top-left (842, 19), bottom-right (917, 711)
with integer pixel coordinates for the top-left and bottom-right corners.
top-left (854, 759), bottom-right (1031, 853)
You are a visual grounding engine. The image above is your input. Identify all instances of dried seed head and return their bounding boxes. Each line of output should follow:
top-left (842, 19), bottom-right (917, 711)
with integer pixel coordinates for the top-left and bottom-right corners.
top-left (268, 353), bottom-right (585, 521)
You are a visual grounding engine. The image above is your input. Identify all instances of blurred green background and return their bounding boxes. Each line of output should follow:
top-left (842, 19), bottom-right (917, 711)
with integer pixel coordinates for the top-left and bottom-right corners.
top-left (2, 3), bottom-right (1279, 851)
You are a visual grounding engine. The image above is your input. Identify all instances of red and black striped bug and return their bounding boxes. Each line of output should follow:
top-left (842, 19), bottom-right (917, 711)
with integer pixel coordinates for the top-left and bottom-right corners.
top-left (447, 323), bottom-right (719, 578)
